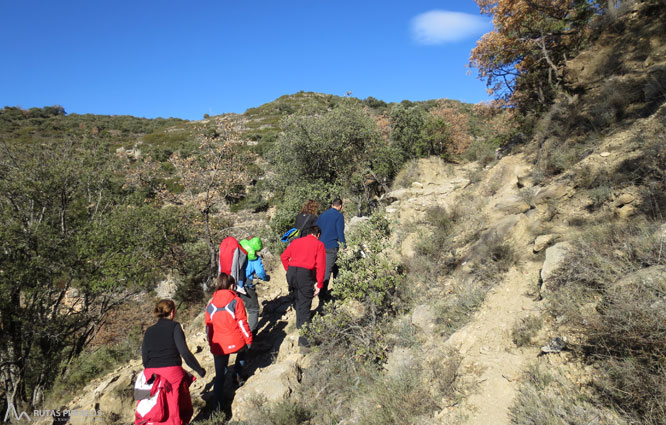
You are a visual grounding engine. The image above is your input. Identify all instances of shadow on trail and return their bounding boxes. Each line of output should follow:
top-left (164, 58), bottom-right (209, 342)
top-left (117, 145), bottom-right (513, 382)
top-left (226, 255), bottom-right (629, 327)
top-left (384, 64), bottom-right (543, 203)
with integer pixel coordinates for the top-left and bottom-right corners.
top-left (192, 294), bottom-right (293, 423)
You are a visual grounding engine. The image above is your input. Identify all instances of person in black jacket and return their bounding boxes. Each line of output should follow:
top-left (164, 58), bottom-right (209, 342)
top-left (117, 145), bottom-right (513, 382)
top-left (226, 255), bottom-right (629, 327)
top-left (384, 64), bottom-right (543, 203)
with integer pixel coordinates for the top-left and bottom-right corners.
top-left (141, 299), bottom-right (206, 425)
top-left (294, 199), bottom-right (319, 238)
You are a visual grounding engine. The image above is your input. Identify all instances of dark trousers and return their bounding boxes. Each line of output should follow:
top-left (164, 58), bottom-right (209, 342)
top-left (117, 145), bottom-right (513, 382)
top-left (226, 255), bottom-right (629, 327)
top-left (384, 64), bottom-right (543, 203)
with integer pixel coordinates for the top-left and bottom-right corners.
top-left (239, 285), bottom-right (259, 332)
top-left (321, 248), bottom-right (339, 302)
top-left (213, 349), bottom-right (246, 407)
top-left (286, 266), bottom-right (315, 331)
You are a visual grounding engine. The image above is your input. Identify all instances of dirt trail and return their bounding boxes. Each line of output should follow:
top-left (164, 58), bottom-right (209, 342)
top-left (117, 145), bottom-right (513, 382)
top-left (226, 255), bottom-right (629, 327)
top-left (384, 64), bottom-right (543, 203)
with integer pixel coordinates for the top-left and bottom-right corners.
top-left (443, 262), bottom-right (542, 424)
top-left (387, 156), bottom-right (544, 425)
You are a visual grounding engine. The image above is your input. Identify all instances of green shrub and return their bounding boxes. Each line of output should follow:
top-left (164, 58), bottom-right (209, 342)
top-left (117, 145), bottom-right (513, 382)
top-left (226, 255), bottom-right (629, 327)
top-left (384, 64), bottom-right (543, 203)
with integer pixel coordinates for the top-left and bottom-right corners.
top-left (50, 330), bottom-right (142, 401)
top-left (306, 215), bottom-right (405, 363)
top-left (464, 137), bottom-right (500, 166)
top-left (333, 215), bottom-right (405, 311)
top-left (268, 181), bottom-right (342, 237)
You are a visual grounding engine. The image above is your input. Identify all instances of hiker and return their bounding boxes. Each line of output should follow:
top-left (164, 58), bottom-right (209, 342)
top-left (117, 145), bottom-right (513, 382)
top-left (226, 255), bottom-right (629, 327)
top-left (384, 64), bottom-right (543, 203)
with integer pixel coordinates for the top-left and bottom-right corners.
top-left (238, 237), bottom-right (270, 332)
top-left (280, 225), bottom-right (326, 349)
top-left (218, 236), bottom-right (248, 294)
top-left (205, 273), bottom-right (253, 409)
top-left (140, 299), bottom-right (206, 425)
top-left (316, 198), bottom-right (346, 302)
top-left (294, 199), bottom-right (319, 238)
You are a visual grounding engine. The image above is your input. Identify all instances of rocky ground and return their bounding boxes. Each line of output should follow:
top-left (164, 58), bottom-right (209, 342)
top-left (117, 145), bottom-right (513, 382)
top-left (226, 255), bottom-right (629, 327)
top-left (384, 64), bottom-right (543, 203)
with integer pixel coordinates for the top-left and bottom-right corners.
top-left (42, 99), bottom-right (663, 424)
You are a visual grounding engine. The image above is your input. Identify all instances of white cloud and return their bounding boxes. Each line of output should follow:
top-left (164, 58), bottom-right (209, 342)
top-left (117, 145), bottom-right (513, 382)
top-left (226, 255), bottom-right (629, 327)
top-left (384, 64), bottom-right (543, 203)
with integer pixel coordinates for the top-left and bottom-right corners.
top-left (411, 10), bottom-right (490, 45)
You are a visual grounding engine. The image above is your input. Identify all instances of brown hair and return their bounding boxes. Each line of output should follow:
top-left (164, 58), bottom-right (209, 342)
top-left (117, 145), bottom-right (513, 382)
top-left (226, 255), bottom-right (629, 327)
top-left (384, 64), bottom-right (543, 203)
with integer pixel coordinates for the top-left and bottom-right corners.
top-left (154, 299), bottom-right (176, 318)
top-left (300, 199), bottom-right (319, 215)
top-left (216, 273), bottom-right (236, 291)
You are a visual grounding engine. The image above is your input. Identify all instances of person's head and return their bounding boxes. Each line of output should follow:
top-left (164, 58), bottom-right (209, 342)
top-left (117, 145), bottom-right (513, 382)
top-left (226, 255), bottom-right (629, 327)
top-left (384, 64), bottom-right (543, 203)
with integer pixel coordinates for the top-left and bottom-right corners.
top-left (216, 273), bottom-right (236, 291)
top-left (154, 299), bottom-right (176, 320)
top-left (300, 199), bottom-right (319, 215)
top-left (331, 198), bottom-right (342, 211)
top-left (304, 225), bottom-right (321, 238)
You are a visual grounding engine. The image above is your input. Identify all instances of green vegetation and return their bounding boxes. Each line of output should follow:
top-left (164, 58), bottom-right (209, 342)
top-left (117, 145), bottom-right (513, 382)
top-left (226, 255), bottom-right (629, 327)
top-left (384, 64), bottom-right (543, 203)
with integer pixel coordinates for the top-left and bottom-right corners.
top-left (0, 134), bottom-right (196, 409)
top-left (268, 100), bottom-right (400, 217)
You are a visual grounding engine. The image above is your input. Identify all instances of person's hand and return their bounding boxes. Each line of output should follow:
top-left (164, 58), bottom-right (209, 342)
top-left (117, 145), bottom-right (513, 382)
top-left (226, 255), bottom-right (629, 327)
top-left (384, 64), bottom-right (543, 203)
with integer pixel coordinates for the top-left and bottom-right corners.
top-left (313, 286), bottom-right (321, 297)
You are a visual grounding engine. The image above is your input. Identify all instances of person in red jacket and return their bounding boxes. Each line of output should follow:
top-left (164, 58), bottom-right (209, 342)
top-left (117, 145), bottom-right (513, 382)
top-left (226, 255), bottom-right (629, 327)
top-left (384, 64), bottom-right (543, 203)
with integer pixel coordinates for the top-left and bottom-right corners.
top-left (218, 236), bottom-right (248, 293)
top-left (205, 273), bottom-right (253, 409)
top-left (280, 225), bottom-right (326, 349)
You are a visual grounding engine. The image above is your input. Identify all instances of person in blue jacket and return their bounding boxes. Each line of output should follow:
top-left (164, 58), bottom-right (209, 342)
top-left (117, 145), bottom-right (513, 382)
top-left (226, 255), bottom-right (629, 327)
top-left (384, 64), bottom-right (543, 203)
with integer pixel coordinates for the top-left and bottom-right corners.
top-left (316, 198), bottom-right (346, 302)
top-left (239, 237), bottom-right (270, 332)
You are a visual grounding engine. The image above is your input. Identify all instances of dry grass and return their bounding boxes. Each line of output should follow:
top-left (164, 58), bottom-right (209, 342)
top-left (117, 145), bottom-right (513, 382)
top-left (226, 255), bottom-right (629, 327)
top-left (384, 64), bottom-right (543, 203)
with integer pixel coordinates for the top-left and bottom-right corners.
top-left (543, 219), bottom-right (666, 424)
top-left (510, 364), bottom-right (627, 425)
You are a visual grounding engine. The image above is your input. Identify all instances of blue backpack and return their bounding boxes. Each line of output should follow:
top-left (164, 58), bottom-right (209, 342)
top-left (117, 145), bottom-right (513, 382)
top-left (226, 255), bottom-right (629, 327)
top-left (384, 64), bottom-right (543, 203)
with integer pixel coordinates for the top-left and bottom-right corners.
top-left (280, 228), bottom-right (300, 243)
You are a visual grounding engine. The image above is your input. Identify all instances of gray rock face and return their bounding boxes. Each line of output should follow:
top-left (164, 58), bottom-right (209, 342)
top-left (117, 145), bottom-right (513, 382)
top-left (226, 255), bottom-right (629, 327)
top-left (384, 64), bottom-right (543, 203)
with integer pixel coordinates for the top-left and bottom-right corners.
top-left (540, 242), bottom-right (572, 292)
top-left (533, 184), bottom-right (570, 204)
top-left (348, 216), bottom-right (369, 229)
top-left (155, 276), bottom-right (178, 299)
top-left (411, 305), bottom-right (436, 334)
top-left (232, 356), bottom-right (302, 422)
top-left (384, 347), bottom-right (417, 378)
top-left (615, 265), bottom-right (666, 289)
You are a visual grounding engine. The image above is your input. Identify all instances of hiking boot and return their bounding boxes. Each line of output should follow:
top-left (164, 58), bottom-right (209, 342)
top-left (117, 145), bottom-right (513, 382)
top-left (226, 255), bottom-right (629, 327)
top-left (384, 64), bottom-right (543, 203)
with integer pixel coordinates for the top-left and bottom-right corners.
top-left (231, 372), bottom-right (245, 389)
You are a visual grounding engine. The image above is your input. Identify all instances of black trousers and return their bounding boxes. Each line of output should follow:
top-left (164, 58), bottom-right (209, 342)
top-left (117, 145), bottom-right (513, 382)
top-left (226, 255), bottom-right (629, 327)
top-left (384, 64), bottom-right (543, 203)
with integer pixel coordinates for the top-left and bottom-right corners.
top-left (286, 266), bottom-right (315, 330)
top-left (321, 248), bottom-right (339, 302)
top-left (239, 285), bottom-right (259, 333)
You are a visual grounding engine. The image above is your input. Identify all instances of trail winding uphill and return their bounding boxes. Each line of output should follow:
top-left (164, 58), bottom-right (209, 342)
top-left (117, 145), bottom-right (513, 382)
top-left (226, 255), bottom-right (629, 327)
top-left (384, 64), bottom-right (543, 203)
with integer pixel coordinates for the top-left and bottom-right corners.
top-left (45, 140), bottom-right (636, 424)
top-left (382, 155), bottom-right (582, 425)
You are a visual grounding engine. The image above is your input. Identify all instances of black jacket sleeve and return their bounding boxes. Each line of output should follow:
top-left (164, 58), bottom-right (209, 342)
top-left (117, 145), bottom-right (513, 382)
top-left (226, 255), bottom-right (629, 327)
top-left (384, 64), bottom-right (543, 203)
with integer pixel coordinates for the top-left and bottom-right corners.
top-left (173, 324), bottom-right (206, 377)
top-left (141, 339), bottom-right (148, 367)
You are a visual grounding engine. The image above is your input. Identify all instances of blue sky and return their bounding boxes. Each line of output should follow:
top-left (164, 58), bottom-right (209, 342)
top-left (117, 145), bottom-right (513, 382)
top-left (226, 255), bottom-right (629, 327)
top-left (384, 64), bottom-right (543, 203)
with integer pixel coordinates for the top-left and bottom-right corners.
top-left (0, 1), bottom-right (493, 120)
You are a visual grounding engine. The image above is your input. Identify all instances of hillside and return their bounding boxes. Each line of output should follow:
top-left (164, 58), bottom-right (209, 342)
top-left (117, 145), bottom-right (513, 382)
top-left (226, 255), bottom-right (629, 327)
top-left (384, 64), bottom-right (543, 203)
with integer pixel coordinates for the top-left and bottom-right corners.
top-left (4, 1), bottom-right (666, 424)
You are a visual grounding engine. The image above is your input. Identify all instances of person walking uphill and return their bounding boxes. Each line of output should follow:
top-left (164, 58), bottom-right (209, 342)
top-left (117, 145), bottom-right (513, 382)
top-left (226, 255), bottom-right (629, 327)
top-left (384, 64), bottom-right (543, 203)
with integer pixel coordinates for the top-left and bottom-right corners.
top-left (294, 199), bottom-right (319, 238)
top-left (218, 236), bottom-right (248, 293)
top-left (280, 225), bottom-right (326, 350)
top-left (205, 274), bottom-right (253, 409)
top-left (139, 299), bottom-right (206, 425)
top-left (238, 237), bottom-right (270, 332)
top-left (316, 198), bottom-right (346, 302)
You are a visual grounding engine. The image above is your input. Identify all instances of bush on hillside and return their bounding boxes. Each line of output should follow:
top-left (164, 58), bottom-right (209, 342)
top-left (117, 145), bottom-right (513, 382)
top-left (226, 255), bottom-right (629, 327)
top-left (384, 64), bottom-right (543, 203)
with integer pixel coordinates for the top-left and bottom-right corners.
top-left (269, 100), bottom-right (400, 215)
top-left (306, 215), bottom-right (405, 362)
top-left (333, 215), bottom-right (404, 310)
top-left (545, 220), bottom-right (666, 425)
top-left (510, 364), bottom-right (627, 425)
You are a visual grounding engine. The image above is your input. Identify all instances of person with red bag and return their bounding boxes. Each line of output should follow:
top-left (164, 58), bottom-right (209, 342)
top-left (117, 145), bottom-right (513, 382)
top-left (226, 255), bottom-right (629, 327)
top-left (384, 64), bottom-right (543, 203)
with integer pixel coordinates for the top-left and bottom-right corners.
top-left (205, 273), bottom-right (253, 409)
top-left (139, 300), bottom-right (206, 425)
